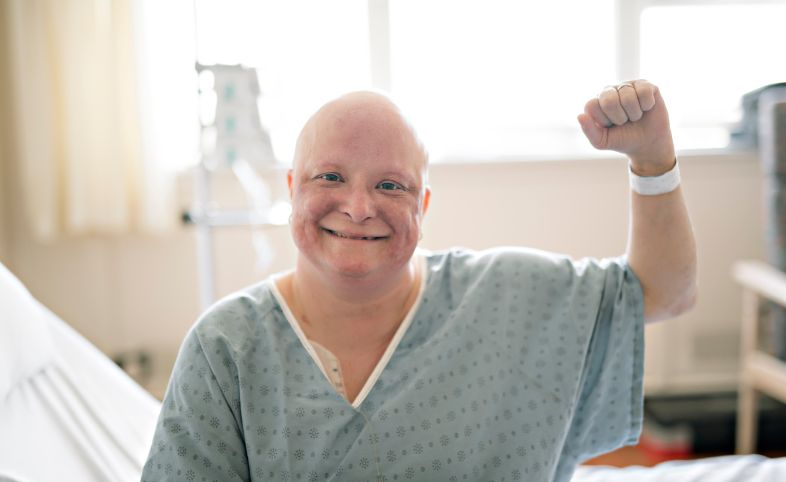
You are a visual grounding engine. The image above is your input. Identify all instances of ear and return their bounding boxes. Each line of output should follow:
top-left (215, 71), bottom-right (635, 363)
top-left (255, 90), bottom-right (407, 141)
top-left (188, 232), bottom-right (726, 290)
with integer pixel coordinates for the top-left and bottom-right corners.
top-left (287, 169), bottom-right (294, 199)
top-left (421, 186), bottom-right (431, 217)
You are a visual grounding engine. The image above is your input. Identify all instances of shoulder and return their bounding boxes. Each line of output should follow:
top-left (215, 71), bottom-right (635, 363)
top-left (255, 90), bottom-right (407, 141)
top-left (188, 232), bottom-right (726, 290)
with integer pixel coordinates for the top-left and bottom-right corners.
top-left (423, 246), bottom-right (578, 277)
top-left (421, 247), bottom-right (636, 298)
top-left (187, 279), bottom-right (281, 359)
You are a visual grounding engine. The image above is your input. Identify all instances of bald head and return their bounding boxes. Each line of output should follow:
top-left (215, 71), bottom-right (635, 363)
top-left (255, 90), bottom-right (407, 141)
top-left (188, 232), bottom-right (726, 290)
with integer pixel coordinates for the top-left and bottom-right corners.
top-left (293, 91), bottom-right (429, 176)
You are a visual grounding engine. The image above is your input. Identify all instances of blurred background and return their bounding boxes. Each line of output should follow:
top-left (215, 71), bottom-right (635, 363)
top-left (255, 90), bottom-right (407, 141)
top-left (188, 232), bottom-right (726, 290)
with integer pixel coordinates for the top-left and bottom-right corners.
top-left (1, 0), bottom-right (786, 465)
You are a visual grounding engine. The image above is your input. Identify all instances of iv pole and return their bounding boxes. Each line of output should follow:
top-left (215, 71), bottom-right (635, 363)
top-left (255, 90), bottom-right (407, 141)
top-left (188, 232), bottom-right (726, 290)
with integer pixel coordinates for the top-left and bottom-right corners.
top-left (186, 3), bottom-right (288, 311)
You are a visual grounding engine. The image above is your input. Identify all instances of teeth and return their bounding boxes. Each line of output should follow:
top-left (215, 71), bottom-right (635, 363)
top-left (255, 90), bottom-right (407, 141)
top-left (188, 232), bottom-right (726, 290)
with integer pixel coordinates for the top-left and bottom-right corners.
top-left (326, 229), bottom-right (379, 240)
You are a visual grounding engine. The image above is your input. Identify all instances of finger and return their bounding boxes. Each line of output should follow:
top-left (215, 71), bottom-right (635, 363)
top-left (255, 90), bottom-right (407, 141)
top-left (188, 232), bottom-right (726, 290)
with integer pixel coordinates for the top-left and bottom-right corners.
top-left (598, 86), bottom-right (628, 126)
top-left (617, 84), bottom-right (643, 121)
top-left (631, 79), bottom-right (656, 111)
top-left (577, 113), bottom-right (607, 150)
top-left (584, 98), bottom-right (612, 128)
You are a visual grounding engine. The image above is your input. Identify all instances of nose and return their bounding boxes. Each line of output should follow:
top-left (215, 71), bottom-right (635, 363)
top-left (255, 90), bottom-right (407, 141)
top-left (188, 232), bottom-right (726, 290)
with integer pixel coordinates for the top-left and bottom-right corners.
top-left (341, 186), bottom-right (376, 222)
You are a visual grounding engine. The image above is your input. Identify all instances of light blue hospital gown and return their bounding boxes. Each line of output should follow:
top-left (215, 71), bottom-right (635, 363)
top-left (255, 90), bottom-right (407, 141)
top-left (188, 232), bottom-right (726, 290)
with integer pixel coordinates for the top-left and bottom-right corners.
top-left (142, 247), bottom-right (645, 482)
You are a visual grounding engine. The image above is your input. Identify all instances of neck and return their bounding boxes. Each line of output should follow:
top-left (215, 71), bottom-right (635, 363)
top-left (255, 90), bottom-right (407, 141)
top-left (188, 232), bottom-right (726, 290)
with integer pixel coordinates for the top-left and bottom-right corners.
top-left (285, 255), bottom-right (422, 352)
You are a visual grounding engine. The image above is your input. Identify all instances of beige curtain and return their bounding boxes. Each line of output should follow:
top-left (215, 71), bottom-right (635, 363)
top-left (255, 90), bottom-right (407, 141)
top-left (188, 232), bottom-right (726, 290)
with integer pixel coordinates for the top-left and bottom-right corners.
top-left (6, 0), bottom-right (193, 239)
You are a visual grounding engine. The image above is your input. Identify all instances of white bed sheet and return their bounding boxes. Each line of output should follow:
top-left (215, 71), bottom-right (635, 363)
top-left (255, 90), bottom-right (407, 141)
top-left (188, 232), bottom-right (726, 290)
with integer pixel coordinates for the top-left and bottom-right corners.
top-left (572, 454), bottom-right (786, 482)
top-left (0, 264), bottom-right (160, 482)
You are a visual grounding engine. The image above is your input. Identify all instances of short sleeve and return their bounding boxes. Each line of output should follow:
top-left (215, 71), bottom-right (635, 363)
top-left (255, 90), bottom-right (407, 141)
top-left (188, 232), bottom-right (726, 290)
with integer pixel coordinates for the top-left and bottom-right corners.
top-left (560, 256), bottom-right (645, 466)
top-left (141, 327), bottom-right (249, 482)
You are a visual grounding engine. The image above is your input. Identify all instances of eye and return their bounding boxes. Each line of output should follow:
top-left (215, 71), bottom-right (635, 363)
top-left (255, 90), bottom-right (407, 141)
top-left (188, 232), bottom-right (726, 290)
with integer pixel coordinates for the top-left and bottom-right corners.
top-left (377, 180), bottom-right (406, 191)
top-left (316, 172), bottom-right (343, 182)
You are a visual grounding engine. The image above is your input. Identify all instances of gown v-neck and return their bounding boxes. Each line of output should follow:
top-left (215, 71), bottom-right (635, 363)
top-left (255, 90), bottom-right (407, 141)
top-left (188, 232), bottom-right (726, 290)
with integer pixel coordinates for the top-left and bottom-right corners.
top-left (269, 256), bottom-right (428, 409)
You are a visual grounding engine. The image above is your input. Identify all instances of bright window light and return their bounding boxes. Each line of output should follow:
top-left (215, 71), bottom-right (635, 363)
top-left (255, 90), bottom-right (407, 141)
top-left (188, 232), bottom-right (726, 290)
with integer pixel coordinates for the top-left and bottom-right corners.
top-left (388, 0), bottom-right (616, 161)
top-left (194, 0), bottom-right (371, 164)
top-left (176, 0), bottom-right (786, 168)
top-left (640, 4), bottom-right (786, 150)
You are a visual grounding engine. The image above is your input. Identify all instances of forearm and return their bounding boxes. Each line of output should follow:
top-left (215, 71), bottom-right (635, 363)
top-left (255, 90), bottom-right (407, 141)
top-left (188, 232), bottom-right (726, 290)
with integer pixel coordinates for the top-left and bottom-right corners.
top-left (579, 79), bottom-right (698, 321)
top-left (626, 177), bottom-right (698, 323)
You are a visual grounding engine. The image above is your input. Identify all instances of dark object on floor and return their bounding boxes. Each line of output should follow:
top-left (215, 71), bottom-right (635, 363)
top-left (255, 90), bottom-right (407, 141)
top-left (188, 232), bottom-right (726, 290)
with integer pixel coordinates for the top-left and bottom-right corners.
top-left (644, 392), bottom-right (786, 454)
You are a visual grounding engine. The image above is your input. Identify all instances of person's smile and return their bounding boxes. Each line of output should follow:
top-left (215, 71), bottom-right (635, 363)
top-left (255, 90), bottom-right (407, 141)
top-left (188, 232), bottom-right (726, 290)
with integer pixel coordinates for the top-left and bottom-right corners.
top-left (321, 227), bottom-right (389, 241)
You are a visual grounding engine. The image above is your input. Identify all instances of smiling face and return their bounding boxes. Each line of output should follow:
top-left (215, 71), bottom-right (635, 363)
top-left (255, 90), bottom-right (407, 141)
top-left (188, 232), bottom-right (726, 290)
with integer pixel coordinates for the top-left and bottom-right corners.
top-left (288, 92), bottom-right (430, 284)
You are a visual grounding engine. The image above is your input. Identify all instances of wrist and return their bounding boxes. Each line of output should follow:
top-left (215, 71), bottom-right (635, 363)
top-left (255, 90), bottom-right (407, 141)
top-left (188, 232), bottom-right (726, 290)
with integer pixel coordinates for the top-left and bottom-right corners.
top-left (628, 159), bottom-right (681, 196)
top-left (629, 157), bottom-right (677, 177)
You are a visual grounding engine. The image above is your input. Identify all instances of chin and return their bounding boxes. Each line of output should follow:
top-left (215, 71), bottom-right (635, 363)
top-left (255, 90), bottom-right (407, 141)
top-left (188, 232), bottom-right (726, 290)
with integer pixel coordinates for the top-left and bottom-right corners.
top-left (324, 257), bottom-right (386, 280)
top-left (316, 250), bottom-right (414, 283)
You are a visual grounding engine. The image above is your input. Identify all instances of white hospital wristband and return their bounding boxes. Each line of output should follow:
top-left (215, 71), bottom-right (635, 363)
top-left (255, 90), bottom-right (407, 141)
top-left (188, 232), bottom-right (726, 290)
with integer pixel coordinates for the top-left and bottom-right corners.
top-left (628, 160), bottom-right (680, 196)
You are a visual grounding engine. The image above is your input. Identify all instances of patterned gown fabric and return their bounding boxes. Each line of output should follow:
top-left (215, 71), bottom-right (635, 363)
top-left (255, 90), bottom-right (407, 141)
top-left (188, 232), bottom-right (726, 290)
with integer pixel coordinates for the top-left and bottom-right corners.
top-left (142, 247), bottom-right (645, 482)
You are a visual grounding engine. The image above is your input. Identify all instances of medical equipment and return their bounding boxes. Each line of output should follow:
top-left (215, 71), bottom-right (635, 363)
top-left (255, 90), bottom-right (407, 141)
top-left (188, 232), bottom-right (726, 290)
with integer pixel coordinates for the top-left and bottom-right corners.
top-left (183, 63), bottom-right (290, 310)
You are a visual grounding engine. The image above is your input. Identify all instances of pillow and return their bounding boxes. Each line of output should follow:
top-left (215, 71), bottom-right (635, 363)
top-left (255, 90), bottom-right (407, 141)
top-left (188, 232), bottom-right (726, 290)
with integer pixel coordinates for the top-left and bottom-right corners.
top-left (0, 263), bottom-right (54, 399)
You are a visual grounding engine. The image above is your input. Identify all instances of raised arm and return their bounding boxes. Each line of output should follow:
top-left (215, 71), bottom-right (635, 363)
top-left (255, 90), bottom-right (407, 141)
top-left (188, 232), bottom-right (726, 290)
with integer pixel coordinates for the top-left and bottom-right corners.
top-left (577, 80), bottom-right (697, 322)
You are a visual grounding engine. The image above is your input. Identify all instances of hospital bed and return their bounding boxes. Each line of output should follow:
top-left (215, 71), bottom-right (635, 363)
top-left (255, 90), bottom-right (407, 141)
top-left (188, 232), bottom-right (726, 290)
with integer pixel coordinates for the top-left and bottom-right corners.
top-left (0, 263), bottom-right (159, 482)
top-left (1, 261), bottom-right (785, 482)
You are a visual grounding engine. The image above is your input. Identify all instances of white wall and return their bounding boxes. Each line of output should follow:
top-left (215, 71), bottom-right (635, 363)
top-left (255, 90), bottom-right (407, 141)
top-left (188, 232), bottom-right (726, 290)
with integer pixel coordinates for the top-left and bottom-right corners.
top-left (4, 150), bottom-right (765, 398)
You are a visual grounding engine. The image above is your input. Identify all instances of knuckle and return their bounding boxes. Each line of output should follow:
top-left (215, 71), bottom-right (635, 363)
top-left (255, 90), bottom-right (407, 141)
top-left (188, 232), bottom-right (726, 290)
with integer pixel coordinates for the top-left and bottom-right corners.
top-left (585, 98), bottom-right (598, 112)
top-left (620, 94), bottom-right (638, 108)
top-left (598, 94), bottom-right (617, 110)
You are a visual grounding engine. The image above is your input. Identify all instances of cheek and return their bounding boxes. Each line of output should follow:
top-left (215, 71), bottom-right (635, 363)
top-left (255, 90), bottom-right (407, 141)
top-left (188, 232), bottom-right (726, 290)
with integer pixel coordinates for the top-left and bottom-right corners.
top-left (290, 191), bottom-right (331, 243)
top-left (381, 201), bottom-right (422, 239)
top-left (404, 197), bottom-right (425, 226)
top-left (292, 188), bottom-right (338, 222)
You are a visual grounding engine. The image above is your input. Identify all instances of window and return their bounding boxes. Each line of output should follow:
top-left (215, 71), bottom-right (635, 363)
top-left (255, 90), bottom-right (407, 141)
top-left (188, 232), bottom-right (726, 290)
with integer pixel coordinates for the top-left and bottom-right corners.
top-left (388, 0), bottom-right (616, 161)
top-left (638, 2), bottom-right (786, 150)
top-left (184, 0), bottom-right (786, 165)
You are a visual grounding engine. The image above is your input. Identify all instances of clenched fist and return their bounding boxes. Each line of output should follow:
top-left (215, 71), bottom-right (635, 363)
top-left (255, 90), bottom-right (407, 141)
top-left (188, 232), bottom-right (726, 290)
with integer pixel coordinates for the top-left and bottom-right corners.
top-left (578, 80), bottom-right (675, 176)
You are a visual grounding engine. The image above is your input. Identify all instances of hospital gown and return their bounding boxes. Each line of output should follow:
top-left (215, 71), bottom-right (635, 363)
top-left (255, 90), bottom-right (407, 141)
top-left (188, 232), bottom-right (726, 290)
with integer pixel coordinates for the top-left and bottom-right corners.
top-left (142, 247), bottom-right (645, 482)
